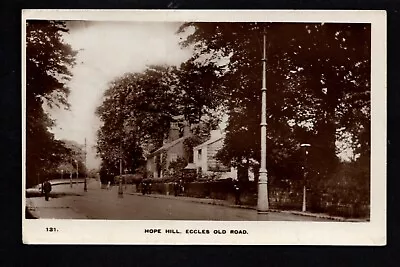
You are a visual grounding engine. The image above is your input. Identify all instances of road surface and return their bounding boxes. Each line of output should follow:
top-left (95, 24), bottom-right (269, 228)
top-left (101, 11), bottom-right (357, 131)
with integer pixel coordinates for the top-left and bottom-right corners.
top-left (26, 180), bottom-right (333, 221)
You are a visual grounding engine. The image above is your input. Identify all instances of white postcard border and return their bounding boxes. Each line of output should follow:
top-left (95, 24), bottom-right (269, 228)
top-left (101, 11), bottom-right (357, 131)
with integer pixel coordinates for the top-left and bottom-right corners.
top-left (22, 9), bottom-right (387, 245)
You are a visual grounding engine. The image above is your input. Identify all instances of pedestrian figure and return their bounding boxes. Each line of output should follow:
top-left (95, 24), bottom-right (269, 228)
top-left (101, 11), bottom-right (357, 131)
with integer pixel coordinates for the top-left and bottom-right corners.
top-left (174, 181), bottom-right (179, 196)
top-left (233, 181), bottom-right (241, 205)
top-left (180, 179), bottom-right (184, 195)
top-left (43, 179), bottom-right (52, 201)
top-left (107, 181), bottom-right (111, 190)
top-left (142, 181), bottom-right (147, 195)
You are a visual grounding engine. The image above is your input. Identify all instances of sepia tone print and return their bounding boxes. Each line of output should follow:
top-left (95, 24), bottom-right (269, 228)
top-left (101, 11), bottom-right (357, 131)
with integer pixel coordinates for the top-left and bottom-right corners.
top-left (25, 19), bottom-right (371, 222)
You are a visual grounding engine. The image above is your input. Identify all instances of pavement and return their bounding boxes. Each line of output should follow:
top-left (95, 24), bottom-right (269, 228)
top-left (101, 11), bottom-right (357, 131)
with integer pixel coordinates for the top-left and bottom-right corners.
top-left (126, 192), bottom-right (367, 222)
top-left (26, 180), bottom-right (87, 219)
top-left (25, 179), bottom-right (366, 221)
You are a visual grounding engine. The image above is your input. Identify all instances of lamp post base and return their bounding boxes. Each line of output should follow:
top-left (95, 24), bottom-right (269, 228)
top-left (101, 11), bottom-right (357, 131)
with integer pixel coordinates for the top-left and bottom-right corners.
top-left (257, 169), bottom-right (269, 212)
top-left (257, 211), bottom-right (270, 214)
top-left (302, 185), bottom-right (306, 212)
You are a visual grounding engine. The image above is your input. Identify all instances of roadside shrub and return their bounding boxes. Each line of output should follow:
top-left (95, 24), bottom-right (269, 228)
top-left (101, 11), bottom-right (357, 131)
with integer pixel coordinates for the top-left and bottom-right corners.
top-left (309, 160), bottom-right (370, 218)
top-left (115, 174), bottom-right (143, 184)
top-left (197, 172), bottom-right (223, 182)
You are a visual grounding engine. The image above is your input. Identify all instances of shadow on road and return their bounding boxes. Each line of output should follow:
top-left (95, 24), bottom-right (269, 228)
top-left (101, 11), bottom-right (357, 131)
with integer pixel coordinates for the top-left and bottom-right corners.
top-left (25, 207), bottom-right (37, 219)
top-left (26, 191), bottom-right (83, 198)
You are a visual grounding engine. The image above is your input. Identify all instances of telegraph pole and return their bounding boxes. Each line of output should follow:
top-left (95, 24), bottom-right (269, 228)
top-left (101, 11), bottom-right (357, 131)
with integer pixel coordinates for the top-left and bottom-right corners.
top-left (257, 29), bottom-right (269, 213)
top-left (84, 138), bottom-right (87, 192)
top-left (118, 144), bottom-right (123, 197)
top-left (75, 159), bottom-right (79, 181)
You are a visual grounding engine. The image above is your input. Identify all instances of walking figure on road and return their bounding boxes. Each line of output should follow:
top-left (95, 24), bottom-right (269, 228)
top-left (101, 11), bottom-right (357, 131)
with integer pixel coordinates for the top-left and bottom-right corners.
top-left (142, 181), bottom-right (148, 195)
top-left (174, 179), bottom-right (184, 197)
top-left (107, 181), bottom-right (111, 190)
top-left (43, 179), bottom-right (52, 201)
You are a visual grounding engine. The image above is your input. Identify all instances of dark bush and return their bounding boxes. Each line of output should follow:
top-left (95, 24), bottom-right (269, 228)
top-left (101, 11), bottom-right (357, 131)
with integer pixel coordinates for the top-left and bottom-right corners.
top-left (307, 160), bottom-right (370, 218)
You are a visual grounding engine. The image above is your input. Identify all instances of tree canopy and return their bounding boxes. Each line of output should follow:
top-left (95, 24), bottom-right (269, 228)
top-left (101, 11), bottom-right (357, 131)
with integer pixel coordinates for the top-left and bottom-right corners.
top-left (96, 66), bottom-right (176, 175)
top-left (96, 22), bottom-right (370, 191)
top-left (178, 22), bottom-right (370, 182)
top-left (96, 59), bottom-right (224, 176)
top-left (26, 20), bottom-right (77, 187)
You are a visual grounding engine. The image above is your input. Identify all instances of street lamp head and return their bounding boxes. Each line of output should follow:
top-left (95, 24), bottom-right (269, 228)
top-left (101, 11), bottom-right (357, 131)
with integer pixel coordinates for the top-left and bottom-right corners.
top-left (300, 144), bottom-right (311, 155)
top-left (300, 143), bottom-right (311, 147)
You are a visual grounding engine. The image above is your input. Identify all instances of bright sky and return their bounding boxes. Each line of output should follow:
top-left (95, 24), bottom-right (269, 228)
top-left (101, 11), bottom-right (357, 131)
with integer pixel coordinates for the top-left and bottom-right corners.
top-left (49, 21), bottom-right (193, 169)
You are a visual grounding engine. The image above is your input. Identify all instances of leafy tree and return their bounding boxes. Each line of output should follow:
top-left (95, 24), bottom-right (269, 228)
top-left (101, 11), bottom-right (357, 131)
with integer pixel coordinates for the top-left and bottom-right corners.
top-left (59, 139), bottom-right (87, 176)
top-left (96, 59), bottom-right (224, 175)
top-left (25, 20), bottom-right (77, 187)
top-left (178, 22), bottom-right (370, 184)
top-left (174, 58), bottom-right (225, 124)
top-left (96, 66), bottom-right (180, 175)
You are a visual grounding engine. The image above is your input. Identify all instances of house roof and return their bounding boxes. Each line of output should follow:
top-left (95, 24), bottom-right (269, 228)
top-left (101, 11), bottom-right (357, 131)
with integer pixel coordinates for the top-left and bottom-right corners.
top-left (193, 134), bottom-right (225, 150)
top-left (147, 135), bottom-right (191, 158)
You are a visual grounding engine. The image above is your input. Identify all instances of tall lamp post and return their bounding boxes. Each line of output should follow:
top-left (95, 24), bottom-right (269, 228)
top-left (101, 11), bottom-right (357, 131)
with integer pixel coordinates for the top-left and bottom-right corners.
top-left (83, 175), bottom-right (87, 192)
top-left (257, 29), bottom-right (269, 213)
top-left (124, 168), bottom-right (128, 190)
top-left (84, 138), bottom-right (87, 192)
top-left (118, 158), bottom-right (123, 197)
top-left (74, 159), bottom-right (79, 184)
top-left (300, 143), bottom-right (311, 212)
top-left (118, 144), bottom-right (123, 198)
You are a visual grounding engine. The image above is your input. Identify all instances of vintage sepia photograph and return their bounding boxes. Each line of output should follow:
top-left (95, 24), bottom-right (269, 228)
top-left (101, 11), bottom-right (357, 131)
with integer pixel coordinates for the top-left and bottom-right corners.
top-left (22, 10), bottom-right (386, 245)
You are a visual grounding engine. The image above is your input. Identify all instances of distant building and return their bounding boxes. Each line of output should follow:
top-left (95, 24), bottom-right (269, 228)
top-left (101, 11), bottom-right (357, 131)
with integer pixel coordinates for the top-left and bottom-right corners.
top-left (145, 116), bottom-right (191, 179)
top-left (192, 129), bottom-right (255, 181)
top-left (145, 115), bottom-right (255, 181)
top-left (193, 130), bottom-right (237, 180)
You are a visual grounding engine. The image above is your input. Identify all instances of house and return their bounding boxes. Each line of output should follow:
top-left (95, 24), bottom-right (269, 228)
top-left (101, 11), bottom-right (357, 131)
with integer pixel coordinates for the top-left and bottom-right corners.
top-left (193, 130), bottom-right (238, 180)
top-left (192, 129), bottom-right (256, 181)
top-left (146, 117), bottom-right (191, 179)
top-left (146, 135), bottom-right (191, 179)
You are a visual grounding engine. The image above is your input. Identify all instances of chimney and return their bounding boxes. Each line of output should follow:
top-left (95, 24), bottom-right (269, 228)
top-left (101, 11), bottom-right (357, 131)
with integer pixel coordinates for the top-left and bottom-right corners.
top-left (210, 129), bottom-right (222, 140)
top-left (168, 122), bottom-right (180, 142)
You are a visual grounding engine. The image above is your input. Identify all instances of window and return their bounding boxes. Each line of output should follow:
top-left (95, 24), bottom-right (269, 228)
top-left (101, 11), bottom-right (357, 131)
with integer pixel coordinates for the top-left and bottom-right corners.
top-left (198, 149), bottom-right (202, 161)
top-left (170, 153), bottom-right (177, 162)
top-left (178, 124), bottom-right (184, 138)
